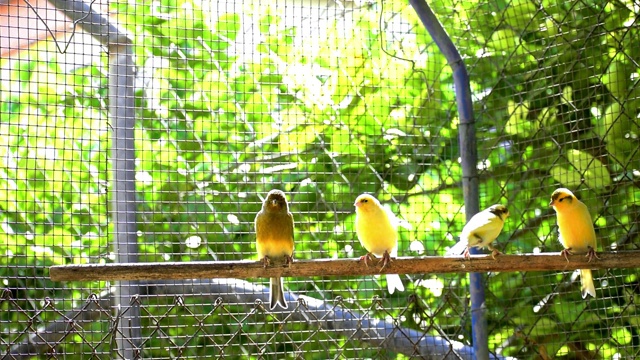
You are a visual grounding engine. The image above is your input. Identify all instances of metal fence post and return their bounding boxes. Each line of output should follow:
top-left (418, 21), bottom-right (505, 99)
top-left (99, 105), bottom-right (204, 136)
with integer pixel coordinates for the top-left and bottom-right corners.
top-left (109, 44), bottom-right (142, 359)
top-left (44, 1), bottom-right (141, 357)
top-left (408, 1), bottom-right (486, 359)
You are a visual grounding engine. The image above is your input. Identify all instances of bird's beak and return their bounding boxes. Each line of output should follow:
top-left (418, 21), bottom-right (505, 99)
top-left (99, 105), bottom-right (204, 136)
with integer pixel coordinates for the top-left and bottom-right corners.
top-left (549, 200), bottom-right (554, 207)
top-left (354, 201), bottom-right (361, 207)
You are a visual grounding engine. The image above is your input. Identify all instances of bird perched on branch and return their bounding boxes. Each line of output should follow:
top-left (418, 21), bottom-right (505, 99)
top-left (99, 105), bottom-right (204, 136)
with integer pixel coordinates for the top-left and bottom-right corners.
top-left (549, 188), bottom-right (597, 298)
top-left (448, 204), bottom-right (510, 259)
top-left (354, 193), bottom-right (405, 294)
top-left (255, 189), bottom-right (295, 309)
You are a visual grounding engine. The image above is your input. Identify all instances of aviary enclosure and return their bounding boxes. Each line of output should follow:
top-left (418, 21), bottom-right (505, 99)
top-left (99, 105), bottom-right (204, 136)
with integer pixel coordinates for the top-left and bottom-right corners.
top-left (1, 0), bottom-right (639, 358)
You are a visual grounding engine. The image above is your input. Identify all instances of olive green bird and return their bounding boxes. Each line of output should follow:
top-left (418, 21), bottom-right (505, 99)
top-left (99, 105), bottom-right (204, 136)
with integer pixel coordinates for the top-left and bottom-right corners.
top-left (255, 189), bottom-right (295, 309)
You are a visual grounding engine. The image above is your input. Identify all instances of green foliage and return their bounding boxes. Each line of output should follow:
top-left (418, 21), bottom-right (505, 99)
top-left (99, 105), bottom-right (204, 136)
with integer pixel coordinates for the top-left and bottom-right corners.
top-left (0, 53), bottom-right (109, 267)
top-left (1, 0), bottom-right (639, 358)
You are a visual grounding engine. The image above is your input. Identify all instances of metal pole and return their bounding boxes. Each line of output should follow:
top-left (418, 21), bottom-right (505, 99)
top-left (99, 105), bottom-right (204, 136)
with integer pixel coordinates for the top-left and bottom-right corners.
top-left (408, 1), bottom-right (487, 359)
top-left (44, 1), bottom-right (141, 357)
top-left (45, 0), bottom-right (130, 46)
top-left (45, 1), bottom-right (486, 358)
top-left (109, 43), bottom-right (142, 359)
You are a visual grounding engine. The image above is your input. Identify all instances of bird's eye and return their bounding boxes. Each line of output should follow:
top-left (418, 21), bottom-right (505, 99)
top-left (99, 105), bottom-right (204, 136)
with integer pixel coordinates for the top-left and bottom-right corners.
top-left (362, 199), bottom-right (368, 203)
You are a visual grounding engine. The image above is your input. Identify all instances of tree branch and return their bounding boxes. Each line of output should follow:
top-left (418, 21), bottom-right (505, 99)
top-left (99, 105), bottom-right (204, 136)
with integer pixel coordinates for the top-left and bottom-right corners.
top-left (50, 251), bottom-right (640, 282)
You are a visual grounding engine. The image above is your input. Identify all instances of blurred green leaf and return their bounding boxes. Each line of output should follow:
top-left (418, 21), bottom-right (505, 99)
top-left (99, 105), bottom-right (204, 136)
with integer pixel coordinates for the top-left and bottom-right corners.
top-left (550, 149), bottom-right (611, 192)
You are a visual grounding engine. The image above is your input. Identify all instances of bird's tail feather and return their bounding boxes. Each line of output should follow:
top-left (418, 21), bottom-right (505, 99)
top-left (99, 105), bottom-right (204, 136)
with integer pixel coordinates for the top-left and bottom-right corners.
top-left (580, 269), bottom-right (596, 299)
top-left (446, 239), bottom-right (469, 256)
top-left (386, 274), bottom-right (405, 294)
top-left (270, 277), bottom-right (288, 309)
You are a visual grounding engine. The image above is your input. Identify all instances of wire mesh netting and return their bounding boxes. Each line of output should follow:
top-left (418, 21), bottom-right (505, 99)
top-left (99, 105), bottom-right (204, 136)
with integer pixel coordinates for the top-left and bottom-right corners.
top-left (1, 0), bottom-right (640, 358)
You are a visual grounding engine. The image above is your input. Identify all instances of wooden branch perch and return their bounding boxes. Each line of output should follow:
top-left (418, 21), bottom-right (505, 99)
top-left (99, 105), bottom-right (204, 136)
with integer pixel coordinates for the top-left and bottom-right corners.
top-left (50, 251), bottom-right (640, 282)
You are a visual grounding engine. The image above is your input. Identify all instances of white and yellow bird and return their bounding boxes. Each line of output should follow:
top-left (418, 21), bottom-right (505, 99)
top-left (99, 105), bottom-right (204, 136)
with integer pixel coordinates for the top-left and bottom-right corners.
top-left (448, 204), bottom-right (510, 259)
top-left (549, 188), bottom-right (597, 299)
top-left (354, 194), bottom-right (405, 294)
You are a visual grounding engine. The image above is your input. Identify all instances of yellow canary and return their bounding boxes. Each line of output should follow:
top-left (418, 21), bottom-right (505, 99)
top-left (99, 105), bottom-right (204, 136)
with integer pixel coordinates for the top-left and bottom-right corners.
top-left (354, 194), bottom-right (405, 294)
top-left (549, 188), bottom-right (597, 298)
top-left (255, 189), bottom-right (295, 309)
top-left (448, 204), bottom-right (509, 259)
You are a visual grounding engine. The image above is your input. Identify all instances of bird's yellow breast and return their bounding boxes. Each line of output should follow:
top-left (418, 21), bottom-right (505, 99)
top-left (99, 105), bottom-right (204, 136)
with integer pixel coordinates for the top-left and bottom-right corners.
top-left (355, 207), bottom-right (397, 257)
top-left (556, 202), bottom-right (596, 252)
top-left (255, 212), bottom-right (294, 259)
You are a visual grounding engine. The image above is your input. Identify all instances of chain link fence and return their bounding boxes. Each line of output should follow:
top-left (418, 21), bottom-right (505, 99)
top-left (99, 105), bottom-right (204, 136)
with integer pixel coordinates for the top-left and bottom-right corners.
top-left (1, 0), bottom-right (639, 358)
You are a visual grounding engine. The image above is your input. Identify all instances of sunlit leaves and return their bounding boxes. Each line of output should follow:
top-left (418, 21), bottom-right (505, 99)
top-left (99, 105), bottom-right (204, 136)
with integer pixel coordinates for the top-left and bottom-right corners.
top-left (157, 1), bottom-right (205, 46)
top-left (550, 149), bottom-right (611, 192)
top-left (505, 100), bottom-right (535, 137)
top-left (602, 61), bottom-right (632, 99)
top-left (487, 29), bottom-right (521, 52)
top-left (502, 0), bottom-right (540, 32)
top-left (215, 13), bottom-right (241, 42)
top-left (3, 0), bottom-right (640, 356)
top-left (278, 106), bottom-right (324, 154)
top-left (596, 101), bottom-right (639, 166)
top-left (0, 56), bottom-right (108, 283)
